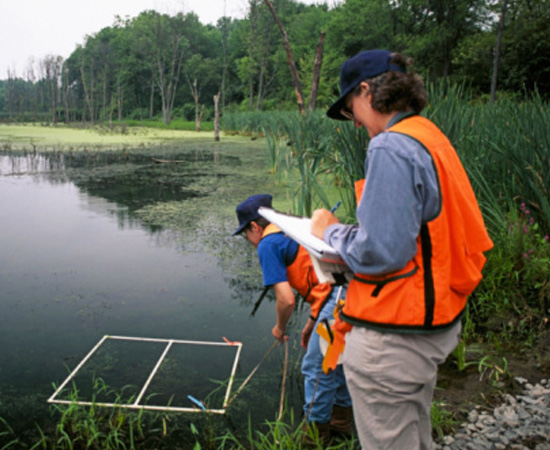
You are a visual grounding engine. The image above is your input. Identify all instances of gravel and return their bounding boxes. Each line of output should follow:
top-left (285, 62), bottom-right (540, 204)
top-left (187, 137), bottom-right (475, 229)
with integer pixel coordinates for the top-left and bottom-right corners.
top-left (435, 378), bottom-right (550, 450)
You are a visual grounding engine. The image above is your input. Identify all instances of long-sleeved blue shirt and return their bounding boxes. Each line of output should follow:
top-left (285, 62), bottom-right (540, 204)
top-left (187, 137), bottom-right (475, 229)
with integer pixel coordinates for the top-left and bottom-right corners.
top-left (324, 113), bottom-right (440, 275)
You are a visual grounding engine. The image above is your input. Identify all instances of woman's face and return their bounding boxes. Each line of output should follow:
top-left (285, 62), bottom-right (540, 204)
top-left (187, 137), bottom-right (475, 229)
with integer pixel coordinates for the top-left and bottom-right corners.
top-left (344, 82), bottom-right (381, 138)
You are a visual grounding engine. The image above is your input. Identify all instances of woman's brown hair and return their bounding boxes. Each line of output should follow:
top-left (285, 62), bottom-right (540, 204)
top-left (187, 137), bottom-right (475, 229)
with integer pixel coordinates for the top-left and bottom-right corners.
top-left (353, 53), bottom-right (427, 114)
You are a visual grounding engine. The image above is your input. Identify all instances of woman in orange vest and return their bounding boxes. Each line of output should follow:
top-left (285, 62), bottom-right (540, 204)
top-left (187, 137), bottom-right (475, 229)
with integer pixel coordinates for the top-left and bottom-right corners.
top-left (312, 50), bottom-right (493, 449)
top-left (234, 194), bottom-right (352, 443)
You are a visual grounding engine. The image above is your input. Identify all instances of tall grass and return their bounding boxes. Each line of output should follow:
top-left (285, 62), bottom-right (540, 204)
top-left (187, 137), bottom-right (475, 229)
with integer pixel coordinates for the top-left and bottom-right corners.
top-left (224, 110), bottom-right (362, 221)
top-left (34, 379), bottom-right (163, 449)
top-left (426, 86), bottom-right (550, 236)
top-left (277, 112), bottom-right (335, 216)
top-left (328, 121), bottom-right (369, 221)
top-left (227, 86), bottom-right (550, 239)
top-left (0, 376), bottom-right (358, 449)
top-left (223, 111), bottom-right (280, 136)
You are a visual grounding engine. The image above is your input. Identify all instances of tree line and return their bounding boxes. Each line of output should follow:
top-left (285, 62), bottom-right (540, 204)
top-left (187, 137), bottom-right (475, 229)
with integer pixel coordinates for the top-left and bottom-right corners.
top-left (0, 0), bottom-right (548, 125)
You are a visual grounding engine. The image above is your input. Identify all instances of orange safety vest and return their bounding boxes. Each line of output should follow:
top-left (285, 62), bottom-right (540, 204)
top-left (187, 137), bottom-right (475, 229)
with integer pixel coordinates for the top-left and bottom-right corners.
top-left (262, 224), bottom-right (333, 319)
top-left (341, 115), bottom-right (493, 333)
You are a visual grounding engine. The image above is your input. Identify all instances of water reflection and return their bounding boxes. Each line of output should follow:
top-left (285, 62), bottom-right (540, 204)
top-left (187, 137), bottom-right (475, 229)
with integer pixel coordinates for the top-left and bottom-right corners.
top-left (0, 152), bottom-right (306, 438)
top-left (0, 152), bottom-right (66, 176)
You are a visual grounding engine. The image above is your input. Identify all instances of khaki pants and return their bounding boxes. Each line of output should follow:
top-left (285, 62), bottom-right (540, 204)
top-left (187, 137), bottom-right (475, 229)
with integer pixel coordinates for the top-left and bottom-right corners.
top-left (343, 323), bottom-right (461, 450)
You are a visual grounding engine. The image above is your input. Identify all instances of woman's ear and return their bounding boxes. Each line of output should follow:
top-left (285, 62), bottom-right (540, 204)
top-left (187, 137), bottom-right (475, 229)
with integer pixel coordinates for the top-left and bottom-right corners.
top-left (360, 82), bottom-right (370, 97)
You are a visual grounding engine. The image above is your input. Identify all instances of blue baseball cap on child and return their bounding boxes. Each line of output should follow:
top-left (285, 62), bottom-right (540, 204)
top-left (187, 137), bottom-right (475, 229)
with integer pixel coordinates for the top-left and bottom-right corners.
top-left (233, 194), bottom-right (273, 235)
top-left (327, 49), bottom-right (405, 121)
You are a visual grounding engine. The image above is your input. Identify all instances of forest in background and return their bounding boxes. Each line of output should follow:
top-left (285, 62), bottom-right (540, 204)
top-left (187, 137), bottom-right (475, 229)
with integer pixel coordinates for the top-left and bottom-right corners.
top-left (0, 0), bottom-right (549, 125)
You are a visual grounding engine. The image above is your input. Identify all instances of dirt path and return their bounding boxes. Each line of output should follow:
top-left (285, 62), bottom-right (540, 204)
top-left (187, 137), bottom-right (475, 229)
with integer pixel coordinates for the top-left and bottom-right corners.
top-left (434, 331), bottom-right (550, 439)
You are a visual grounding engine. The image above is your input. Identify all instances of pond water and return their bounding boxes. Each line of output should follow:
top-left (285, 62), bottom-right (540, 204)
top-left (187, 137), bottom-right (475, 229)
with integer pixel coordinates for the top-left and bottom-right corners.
top-left (0, 150), bottom-right (306, 440)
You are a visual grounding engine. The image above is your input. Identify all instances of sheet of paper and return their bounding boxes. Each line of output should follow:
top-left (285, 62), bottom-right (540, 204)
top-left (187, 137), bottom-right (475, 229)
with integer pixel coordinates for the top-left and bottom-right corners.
top-left (258, 207), bottom-right (345, 264)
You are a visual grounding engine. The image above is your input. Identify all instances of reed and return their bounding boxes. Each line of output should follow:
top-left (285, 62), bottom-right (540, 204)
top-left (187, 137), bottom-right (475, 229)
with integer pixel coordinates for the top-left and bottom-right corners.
top-left (0, 416), bottom-right (19, 450)
top-left (279, 111), bottom-right (335, 216)
top-left (222, 111), bottom-right (281, 136)
top-left (426, 86), bottom-right (550, 236)
top-left (328, 120), bottom-right (369, 221)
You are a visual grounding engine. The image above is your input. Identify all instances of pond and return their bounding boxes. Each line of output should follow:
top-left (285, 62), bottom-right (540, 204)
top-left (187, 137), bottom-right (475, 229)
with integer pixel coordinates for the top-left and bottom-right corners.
top-left (0, 147), bottom-right (306, 442)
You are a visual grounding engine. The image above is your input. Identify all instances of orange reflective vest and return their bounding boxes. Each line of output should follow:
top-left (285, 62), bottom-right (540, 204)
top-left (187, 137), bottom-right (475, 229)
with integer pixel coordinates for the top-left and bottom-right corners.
top-left (341, 115), bottom-right (493, 333)
top-left (262, 223), bottom-right (333, 319)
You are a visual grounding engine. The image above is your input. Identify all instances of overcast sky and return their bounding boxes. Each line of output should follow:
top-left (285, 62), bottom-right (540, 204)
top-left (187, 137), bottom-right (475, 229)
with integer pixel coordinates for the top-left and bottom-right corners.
top-left (0, 0), bottom-right (333, 79)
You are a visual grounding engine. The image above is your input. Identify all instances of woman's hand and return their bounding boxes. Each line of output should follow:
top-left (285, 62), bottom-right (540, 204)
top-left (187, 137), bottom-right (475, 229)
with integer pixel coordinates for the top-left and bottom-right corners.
top-left (311, 209), bottom-right (339, 239)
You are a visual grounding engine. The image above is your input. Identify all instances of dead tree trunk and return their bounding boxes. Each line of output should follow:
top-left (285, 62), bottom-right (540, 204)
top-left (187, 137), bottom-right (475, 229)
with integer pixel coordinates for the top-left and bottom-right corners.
top-left (63, 66), bottom-right (70, 123)
top-left (6, 68), bottom-right (15, 120)
top-left (264, 0), bottom-right (305, 115)
top-left (80, 65), bottom-right (94, 123)
top-left (196, 105), bottom-right (205, 132)
top-left (214, 92), bottom-right (221, 141)
top-left (188, 77), bottom-right (203, 132)
top-left (308, 31), bottom-right (326, 111)
top-left (117, 74), bottom-right (123, 124)
top-left (149, 73), bottom-right (155, 119)
top-left (101, 66), bottom-right (107, 122)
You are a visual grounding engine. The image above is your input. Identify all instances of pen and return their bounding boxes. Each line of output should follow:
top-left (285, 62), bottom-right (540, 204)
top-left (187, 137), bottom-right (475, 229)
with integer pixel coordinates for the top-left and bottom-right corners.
top-left (330, 201), bottom-right (341, 213)
top-left (188, 395), bottom-right (207, 411)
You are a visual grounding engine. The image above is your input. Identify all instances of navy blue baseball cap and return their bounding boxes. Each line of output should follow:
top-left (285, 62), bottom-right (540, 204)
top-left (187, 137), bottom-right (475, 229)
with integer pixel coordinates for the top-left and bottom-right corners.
top-left (327, 49), bottom-right (405, 121)
top-left (233, 194), bottom-right (273, 235)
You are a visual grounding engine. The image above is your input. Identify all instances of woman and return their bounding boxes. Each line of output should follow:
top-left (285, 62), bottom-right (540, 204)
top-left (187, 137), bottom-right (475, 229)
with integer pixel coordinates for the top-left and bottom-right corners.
top-left (312, 49), bottom-right (493, 450)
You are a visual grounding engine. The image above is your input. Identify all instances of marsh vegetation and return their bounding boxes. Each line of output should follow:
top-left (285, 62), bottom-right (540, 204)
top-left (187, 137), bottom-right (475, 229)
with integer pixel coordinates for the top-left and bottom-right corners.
top-left (1, 85), bottom-right (549, 449)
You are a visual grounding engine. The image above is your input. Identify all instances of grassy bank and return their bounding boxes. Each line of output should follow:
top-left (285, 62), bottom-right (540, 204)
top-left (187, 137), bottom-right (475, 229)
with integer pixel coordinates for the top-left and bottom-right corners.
top-left (0, 123), bottom-right (219, 152)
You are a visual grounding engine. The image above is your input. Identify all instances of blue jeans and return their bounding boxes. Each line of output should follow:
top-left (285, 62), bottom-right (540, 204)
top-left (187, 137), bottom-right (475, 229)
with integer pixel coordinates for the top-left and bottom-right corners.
top-left (302, 285), bottom-right (352, 423)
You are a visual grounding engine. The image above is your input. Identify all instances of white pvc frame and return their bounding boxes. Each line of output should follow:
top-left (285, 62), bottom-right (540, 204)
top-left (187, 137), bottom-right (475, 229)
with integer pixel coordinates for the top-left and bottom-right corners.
top-left (48, 335), bottom-right (243, 414)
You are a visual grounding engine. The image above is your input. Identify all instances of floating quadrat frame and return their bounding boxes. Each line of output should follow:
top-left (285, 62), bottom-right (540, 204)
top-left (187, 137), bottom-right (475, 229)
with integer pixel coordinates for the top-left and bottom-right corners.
top-left (48, 335), bottom-right (243, 415)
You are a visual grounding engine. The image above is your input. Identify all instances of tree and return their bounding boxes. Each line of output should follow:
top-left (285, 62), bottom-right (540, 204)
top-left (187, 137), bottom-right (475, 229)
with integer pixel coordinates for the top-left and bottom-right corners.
top-left (498, 0), bottom-right (550, 96)
top-left (23, 58), bottom-right (39, 119)
top-left (308, 31), bottom-right (325, 111)
top-left (153, 13), bottom-right (189, 125)
top-left (214, 91), bottom-right (221, 141)
top-left (40, 55), bottom-right (64, 123)
top-left (264, 0), bottom-right (305, 114)
top-left (452, 0), bottom-right (550, 98)
top-left (262, 0), bottom-right (330, 113)
top-left (185, 54), bottom-right (218, 131)
top-left (394, 0), bottom-right (489, 84)
top-left (78, 44), bottom-right (96, 123)
top-left (326, 0), bottom-right (396, 57)
top-left (2, 0), bottom-right (549, 120)
top-left (241, 0), bottom-right (279, 110)
top-left (490, 0), bottom-right (508, 104)
top-left (219, 16), bottom-right (229, 114)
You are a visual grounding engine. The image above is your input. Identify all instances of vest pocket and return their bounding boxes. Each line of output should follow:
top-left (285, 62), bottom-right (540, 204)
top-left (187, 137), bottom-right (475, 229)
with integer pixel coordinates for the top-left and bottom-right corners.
top-left (354, 265), bottom-right (419, 298)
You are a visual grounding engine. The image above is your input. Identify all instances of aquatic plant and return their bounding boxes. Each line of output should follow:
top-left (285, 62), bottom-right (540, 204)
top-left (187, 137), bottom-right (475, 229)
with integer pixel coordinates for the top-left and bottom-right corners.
top-left (216, 409), bottom-right (358, 450)
top-left (430, 401), bottom-right (460, 440)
